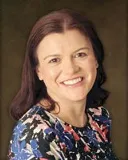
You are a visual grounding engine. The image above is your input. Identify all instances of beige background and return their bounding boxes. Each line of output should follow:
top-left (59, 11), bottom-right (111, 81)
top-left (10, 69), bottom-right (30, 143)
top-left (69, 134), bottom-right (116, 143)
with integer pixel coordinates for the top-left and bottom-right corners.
top-left (1, 0), bottom-right (128, 159)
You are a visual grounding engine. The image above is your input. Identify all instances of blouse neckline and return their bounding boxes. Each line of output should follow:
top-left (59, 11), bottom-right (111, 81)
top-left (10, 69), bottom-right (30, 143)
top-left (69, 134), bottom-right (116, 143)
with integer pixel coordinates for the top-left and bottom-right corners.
top-left (34, 105), bottom-right (90, 131)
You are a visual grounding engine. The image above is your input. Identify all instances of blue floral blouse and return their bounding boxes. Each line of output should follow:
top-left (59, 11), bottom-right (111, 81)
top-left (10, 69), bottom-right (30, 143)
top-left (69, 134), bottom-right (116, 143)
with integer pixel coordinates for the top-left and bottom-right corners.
top-left (8, 105), bottom-right (118, 160)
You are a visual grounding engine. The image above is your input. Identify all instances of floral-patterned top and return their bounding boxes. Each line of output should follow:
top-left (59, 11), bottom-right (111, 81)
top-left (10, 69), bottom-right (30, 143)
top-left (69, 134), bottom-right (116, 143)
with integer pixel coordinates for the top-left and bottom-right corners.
top-left (8, 105), bottom-right (118, 160)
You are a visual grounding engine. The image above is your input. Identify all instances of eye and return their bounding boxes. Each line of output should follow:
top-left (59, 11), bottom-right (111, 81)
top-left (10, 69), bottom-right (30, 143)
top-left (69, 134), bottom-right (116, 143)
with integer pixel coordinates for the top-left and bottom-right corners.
top-left (74, 52), bottom-right (87, 58)
top-left (48, 58), bottom-right (60, 63)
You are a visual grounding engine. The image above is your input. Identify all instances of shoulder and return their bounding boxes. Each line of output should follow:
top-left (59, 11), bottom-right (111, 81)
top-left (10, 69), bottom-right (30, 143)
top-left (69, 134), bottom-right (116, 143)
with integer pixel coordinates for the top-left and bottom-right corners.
top-left (8, 106), bottom-right (56, 159)
top-left (87, 106), bottom-right (112, 142)
top-left (88, 106), bottom-right (110, 118)
top-left (10, 105), bottom-right (55, 149)
top-left (87, 106), bottom-right (111, 127)
top-left (12, 106), bottom-right (51, 138)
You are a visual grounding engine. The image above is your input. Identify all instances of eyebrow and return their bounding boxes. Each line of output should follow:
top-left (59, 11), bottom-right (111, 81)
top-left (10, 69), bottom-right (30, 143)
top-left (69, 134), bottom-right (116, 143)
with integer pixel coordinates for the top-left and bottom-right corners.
top-left (43, 47), bottom-right (89, 60)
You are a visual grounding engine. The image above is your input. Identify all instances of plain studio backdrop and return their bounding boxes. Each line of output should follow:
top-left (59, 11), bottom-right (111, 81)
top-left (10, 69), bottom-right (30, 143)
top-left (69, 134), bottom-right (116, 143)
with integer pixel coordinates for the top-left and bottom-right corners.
top-left (1, 0), bottom-right (128, 160)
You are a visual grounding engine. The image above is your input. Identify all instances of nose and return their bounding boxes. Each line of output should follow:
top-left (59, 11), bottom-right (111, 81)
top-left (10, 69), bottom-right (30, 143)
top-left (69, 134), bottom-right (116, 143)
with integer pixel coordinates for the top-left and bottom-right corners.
top-left (62, 58), bottom-right (80, 75)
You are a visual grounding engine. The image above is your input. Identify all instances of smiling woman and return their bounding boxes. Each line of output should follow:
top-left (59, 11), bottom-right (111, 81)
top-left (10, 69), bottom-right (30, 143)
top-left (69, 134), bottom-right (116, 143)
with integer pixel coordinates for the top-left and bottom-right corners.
top-left (8, 9), bottom-right (118, 160)
top-left (36, 30), bottom-right (98, 110)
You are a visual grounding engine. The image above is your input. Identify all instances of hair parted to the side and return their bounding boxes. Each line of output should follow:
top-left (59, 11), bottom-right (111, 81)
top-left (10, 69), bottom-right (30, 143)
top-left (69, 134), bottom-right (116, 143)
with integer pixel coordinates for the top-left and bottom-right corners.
top-left (10, 9), bottom-right (109, 120)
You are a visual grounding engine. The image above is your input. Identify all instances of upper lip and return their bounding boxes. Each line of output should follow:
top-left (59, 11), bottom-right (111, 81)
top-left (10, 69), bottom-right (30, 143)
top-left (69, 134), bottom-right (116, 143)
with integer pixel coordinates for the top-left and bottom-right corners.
top-left (60, 76), bottom-right (83, 83)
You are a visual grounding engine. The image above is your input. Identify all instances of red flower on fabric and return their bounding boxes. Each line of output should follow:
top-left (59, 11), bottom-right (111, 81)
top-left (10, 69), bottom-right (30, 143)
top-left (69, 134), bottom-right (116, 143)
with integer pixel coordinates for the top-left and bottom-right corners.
top-left (89, 115), bottom-right (108, 142)
top-left (93, 155), bottom-right (96, 159)
top-left (64, 125), bottom-right (80, 140)
top-left (60, 142), bottom-right (67, 152)
top-left (84, 145), bottom-right (90, 152)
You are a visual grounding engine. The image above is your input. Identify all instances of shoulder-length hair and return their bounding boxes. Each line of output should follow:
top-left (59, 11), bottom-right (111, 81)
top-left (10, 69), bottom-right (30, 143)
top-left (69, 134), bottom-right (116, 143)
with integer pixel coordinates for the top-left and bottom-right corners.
top-left (10, 9), bottom-right (109, 120)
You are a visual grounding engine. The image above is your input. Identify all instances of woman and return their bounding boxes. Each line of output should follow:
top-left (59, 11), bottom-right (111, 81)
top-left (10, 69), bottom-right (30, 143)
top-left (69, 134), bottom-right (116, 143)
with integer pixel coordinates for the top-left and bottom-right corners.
top-left (8, 9), bottom-right (118, 160)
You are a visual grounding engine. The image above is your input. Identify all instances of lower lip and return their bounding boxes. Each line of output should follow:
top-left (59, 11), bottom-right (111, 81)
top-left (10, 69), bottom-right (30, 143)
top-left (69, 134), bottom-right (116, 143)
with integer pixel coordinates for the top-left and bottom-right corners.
top-left (61, 78), bottom-right (84, 88)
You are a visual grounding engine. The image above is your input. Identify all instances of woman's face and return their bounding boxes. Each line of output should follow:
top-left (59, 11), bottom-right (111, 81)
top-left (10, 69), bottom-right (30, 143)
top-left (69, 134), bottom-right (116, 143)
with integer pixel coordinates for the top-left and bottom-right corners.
top-left (36, 29), bottom-right (98, 104)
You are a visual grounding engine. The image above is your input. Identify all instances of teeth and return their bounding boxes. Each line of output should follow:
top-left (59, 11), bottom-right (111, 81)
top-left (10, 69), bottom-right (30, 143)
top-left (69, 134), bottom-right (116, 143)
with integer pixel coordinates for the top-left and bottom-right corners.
top-left (63, 77), bottom-right (82, 85)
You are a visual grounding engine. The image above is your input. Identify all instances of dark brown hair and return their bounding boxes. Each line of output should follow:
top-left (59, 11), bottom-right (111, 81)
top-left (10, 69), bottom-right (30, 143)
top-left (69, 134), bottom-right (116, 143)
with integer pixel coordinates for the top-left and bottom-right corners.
top-left (10, 9), bottom-right (109, 120)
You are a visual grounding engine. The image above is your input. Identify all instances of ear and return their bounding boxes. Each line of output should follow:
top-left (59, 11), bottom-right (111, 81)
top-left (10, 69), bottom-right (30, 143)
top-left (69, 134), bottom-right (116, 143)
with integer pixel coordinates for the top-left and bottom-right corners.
top-left (36, 67), bottom-right (43, 81)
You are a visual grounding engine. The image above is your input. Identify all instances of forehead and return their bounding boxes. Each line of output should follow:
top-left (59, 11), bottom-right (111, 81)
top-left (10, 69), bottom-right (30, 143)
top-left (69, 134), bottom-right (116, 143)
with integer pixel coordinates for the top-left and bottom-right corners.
top-left (36, 29), bottom-right (92, 55)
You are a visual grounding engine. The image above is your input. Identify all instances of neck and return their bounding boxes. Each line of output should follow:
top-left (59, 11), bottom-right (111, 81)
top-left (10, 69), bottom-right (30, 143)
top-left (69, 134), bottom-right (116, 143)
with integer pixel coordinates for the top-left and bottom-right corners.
top-left (51, 99), bottom-right (87, 127)
top-left (39, 98), bottom-right (87, 127)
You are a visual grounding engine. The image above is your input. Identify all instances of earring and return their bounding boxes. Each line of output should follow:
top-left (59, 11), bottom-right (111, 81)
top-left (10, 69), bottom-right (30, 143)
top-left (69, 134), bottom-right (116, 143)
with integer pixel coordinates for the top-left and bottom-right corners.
top-left (96, 63), bottom-right (99, 68)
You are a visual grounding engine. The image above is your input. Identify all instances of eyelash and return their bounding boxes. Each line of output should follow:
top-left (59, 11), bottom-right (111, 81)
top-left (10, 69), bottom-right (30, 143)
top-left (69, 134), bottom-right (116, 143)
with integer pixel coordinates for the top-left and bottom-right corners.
top-left (48, 58), bottom-right (60, 63)
top-left (75, 52), bottom-right (87, 58)
top-left (48, 52), bottom-right (87, 63)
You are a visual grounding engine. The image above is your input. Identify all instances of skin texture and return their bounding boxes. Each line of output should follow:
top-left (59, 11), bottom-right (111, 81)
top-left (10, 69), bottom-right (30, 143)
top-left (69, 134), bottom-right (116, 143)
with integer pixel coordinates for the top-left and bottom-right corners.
top-left (36, 29), bottom-right (98, 127)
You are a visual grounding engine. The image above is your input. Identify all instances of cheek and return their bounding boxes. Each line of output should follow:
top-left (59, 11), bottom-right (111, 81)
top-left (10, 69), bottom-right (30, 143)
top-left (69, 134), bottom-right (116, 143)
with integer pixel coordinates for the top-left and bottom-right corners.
top-left (84, 58), bottom-right (97, 71)
top-left (42, 67), bottom-right (59, 82)
top-left (85, 60), bottom-right (97, 80)
top-left (90, 64), bottom-right (97, 77)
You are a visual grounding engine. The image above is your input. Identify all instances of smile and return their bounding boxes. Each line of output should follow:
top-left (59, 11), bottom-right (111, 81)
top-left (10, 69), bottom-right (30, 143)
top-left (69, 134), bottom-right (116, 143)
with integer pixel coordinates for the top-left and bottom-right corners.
top-left (62, 77), bottom-right (83, 85)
